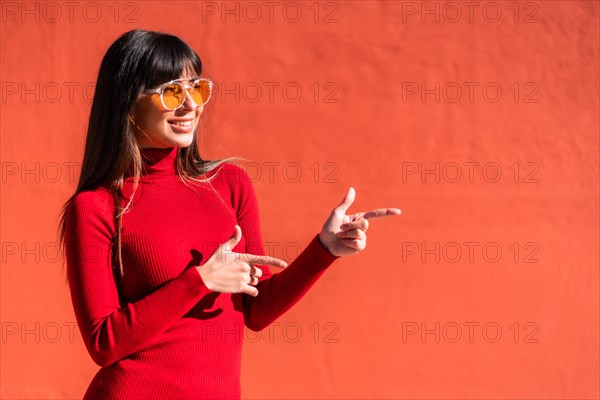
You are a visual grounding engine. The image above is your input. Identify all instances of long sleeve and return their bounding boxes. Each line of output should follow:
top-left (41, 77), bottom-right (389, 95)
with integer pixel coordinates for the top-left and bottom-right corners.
top-left (64, 190), bottom-right (211, 367)
top-left (65, 148), bottom-right (335, 399)
top-left (228, 165), bottom-right (341, 331)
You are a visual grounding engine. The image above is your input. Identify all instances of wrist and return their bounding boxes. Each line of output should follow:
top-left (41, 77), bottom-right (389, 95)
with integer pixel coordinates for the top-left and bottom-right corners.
top-left (195, 265), bottom-right (213, 291)
top-left (318, 233), bottom-right (336, 256)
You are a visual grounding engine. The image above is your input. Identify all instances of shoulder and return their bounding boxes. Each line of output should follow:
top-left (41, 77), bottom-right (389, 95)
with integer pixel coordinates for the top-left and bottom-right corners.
top-left (208, 161), bottom-right (259, 213)
top-left (65, 187), bottom-right (115, 231)
top-left (210, 161), bottom-right (255, 193)
top-left (213, 161), bottom-right (252, 184)
top-left (68, 186), bottom-right (113, 211)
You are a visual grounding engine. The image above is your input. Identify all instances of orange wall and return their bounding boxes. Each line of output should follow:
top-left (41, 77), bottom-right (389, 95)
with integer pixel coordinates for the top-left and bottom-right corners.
top-left (1, 1), bottom-right (598, 399)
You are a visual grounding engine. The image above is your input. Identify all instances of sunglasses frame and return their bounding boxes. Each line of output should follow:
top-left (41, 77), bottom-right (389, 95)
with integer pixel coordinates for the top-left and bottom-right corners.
top-left (143, 78), bottom-right (214, 110)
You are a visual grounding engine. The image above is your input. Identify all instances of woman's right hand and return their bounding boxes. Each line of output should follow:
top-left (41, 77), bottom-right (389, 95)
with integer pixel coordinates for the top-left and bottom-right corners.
top-left (196, 225), bottom-right (288, 297)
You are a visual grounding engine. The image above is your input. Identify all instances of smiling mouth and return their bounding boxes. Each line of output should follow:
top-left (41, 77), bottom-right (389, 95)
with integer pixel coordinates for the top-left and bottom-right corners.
top-left (168, 119), bottom-right (194, 127)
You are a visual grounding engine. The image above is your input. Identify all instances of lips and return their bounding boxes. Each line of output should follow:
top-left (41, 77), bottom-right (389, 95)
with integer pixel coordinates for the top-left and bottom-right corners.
top-left (167, 118), bottom-right (195, 133)
top-left (168, 119), bottom-right (194, 127)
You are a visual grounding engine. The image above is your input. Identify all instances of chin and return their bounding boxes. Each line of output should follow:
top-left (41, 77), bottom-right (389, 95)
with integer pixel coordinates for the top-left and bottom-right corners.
top-left (168, 133), bottom-right (195, 148)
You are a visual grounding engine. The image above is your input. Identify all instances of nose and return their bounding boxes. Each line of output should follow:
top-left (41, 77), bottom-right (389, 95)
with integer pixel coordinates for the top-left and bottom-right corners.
top-left (179, 89), bottom-right (201, 111)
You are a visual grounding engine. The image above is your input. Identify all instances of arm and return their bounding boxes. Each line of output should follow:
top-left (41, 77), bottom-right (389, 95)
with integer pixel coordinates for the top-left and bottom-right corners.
top-left (227, 166), bottom-right (340, 331)
top-left (64, 191), bottom-right (211, 367)
top-left (243, 233), bottom-right (339, 331)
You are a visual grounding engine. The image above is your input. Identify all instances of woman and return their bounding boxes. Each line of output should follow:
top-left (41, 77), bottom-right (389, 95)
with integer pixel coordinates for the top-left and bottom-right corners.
top-left (58, 29), bottom-right (400, 399)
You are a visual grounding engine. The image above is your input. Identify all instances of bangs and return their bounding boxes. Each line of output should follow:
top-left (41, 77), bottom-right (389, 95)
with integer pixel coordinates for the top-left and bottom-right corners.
top-left (141, 34), bottom-right (202, 88)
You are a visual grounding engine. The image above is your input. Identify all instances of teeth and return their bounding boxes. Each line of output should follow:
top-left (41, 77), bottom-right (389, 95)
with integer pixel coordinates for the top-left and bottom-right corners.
top-left (171, 120), bottom-right (193, 127)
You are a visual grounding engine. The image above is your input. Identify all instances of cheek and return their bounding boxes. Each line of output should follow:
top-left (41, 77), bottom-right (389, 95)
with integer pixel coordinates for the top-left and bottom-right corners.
top-left (135, 101), bottom-right (169, 129)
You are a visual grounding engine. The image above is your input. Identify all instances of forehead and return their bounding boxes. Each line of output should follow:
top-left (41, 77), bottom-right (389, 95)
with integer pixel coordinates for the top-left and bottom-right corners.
top-left (179, 63), bottom-right (200, 80)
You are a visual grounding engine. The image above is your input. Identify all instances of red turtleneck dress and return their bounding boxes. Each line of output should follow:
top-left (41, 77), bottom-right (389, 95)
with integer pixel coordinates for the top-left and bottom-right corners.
top-left (64, 147), bottom-right (340, 399)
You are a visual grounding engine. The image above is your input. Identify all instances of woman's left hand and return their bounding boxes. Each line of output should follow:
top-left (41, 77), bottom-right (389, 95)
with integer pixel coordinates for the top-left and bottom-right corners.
top-left (318, 187), bottom-right (401, 257)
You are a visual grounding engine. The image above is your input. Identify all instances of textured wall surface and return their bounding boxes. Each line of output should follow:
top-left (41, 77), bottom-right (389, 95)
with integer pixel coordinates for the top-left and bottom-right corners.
top-left (1, 1), bottom-right (598, 399)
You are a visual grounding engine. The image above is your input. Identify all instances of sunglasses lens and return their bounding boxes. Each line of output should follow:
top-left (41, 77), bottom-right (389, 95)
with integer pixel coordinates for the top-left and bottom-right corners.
top-left (162, 83), bottom-right (185, 110)
top-left (190, 80), bottom-right (212, 106)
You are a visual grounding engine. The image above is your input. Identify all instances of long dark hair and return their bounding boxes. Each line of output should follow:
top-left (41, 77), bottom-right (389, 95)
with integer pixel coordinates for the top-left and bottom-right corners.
top-left (57, 29), bottom-right (240, 284)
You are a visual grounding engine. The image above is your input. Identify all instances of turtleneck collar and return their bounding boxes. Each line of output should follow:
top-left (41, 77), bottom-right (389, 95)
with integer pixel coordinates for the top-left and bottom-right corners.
top-left (139, 147), bottom-right (178, 176)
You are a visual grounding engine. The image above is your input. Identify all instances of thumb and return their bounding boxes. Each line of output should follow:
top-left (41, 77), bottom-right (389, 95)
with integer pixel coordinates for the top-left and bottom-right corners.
top-left (335, 187), bottom-right (355, 213)
top-left (223, 224), bottom-right (242, 251)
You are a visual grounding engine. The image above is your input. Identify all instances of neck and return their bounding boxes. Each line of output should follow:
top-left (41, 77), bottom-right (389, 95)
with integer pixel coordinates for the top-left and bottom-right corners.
top-left (137, 147), bottom-right (179, 176)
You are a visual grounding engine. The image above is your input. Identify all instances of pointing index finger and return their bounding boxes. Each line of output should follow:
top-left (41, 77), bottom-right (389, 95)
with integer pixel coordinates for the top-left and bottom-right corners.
top-left (359, 208), bottom-right (401, 220)
top-left (240, 253), bottom-right (288, 269)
